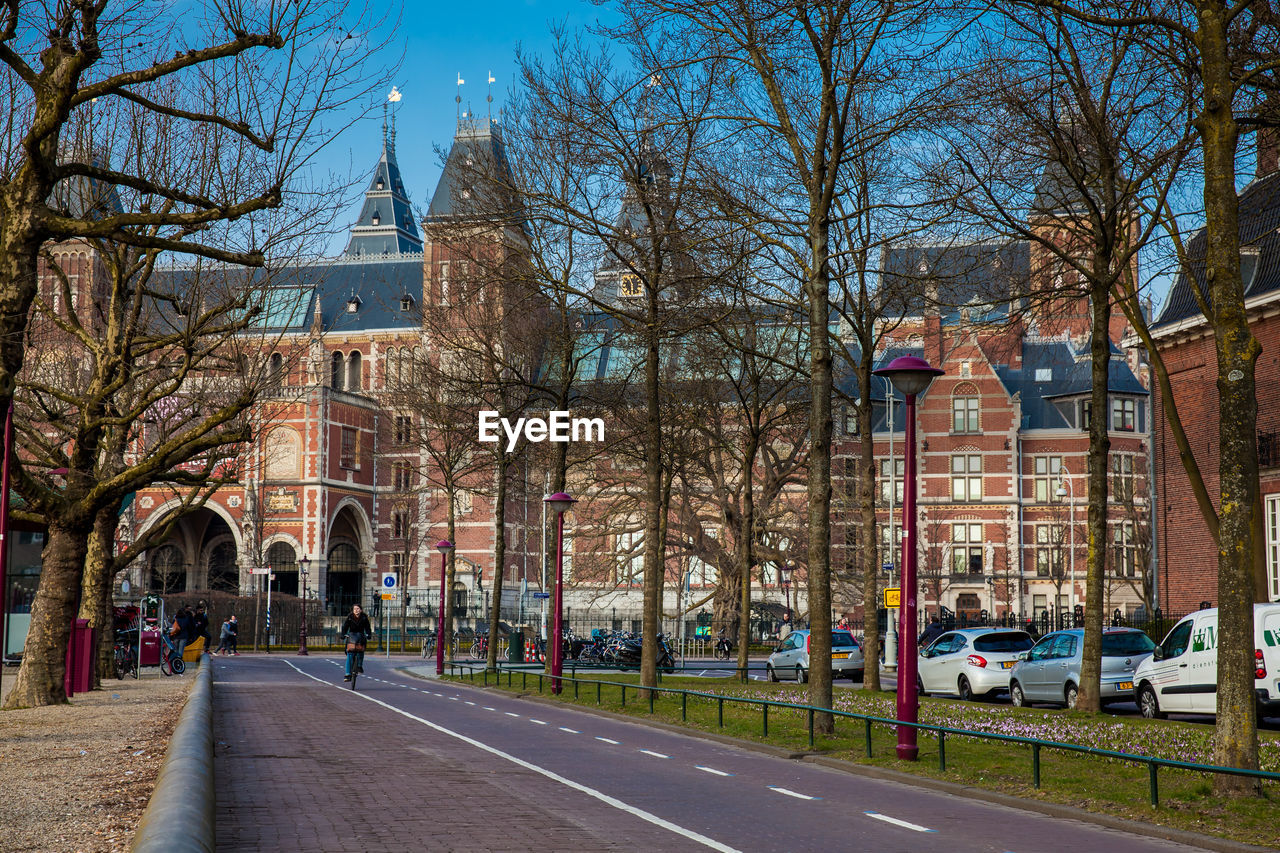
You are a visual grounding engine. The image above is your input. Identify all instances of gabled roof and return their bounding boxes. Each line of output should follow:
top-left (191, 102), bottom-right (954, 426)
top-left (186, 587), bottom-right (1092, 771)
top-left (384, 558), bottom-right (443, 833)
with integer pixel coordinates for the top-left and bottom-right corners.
top-left (992, 339), bottom-right (1147, 430)
top-left (1155, 170), bottom-right (1280, 328)
top-left (343, 129), bottom-right (422, 257)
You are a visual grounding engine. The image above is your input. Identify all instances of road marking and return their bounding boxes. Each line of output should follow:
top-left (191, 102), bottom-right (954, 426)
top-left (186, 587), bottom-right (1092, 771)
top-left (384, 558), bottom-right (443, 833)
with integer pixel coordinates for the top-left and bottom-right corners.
top-left (639, 749), bottom-right (669, 759)
top-left (450, 696), bottom-right (460, 701)
top-left (484, 707), bottom-right (496, 711)
top-left (505, 712), bottom-right (521, 718)
top-left (864, 812), bottom-right (935, 833)
top-left (465, 701), bottom-right (476, 706)
top-left (559, 727), bottom-right (580, 734)
top-left (769, 786), bottom-right (820, 801)
top-left (530, 719), bottom-right (548, 726)
top-left (595, 737), bottom-right (621, 745)
top-left (283, 661), bottom-right (739, 852)
top-left (696, 766), bottom-right (733, 777)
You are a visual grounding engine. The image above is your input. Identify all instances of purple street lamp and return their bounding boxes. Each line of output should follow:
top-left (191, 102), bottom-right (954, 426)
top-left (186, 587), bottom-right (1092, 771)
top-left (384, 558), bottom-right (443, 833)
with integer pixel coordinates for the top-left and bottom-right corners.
top-left (874, 354), bottom-right (944, 761)
top-left (297, 556), bottom-right (310, 656)
top-left (435, 540), bottom-right (454, 676)
top-left (544, 492), bottom-right (576, 694)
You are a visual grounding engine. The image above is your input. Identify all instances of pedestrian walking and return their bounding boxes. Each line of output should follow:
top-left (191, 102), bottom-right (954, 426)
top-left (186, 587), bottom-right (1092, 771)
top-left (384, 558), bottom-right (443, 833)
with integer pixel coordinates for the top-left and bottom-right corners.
top-left (192, 603), bottom-right (210, 652)
top-left (170, 606), bottom-right (193, 661)
top-left (215, 615), bottom-right (239, 655)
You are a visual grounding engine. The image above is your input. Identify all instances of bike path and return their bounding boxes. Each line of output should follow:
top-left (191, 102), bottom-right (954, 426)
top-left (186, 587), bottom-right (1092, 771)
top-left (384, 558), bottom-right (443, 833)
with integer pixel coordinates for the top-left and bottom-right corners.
top-left (212, 655), bottom-right (1219, 852)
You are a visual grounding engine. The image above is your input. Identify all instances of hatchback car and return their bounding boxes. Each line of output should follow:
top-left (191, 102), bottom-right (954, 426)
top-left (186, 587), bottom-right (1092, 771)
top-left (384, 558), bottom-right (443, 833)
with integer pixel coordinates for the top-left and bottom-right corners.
top-left (766, 629), bottom-right (864, 682)
top-left (1009, 627), bottom-right (1155, 709)
top-left (917, 628), bottom-right (1035, 700)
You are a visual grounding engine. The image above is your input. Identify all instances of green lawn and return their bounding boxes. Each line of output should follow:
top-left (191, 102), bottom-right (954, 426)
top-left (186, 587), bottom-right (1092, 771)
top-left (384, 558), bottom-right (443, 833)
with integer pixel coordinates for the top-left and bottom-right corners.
top-left (451, 667), bottom-right (1280, 847)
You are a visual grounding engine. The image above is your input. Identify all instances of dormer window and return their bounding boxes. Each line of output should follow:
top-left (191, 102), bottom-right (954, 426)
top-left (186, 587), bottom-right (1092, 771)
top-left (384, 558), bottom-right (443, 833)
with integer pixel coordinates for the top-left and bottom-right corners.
top-left (371, 212), bottom-right (380, 225)
top-left (376, 178), bottom-right (385, 190)
top-left (346, 295), bottom-right (362, 314)
top-left (400, 294), bottom-right (415, 311)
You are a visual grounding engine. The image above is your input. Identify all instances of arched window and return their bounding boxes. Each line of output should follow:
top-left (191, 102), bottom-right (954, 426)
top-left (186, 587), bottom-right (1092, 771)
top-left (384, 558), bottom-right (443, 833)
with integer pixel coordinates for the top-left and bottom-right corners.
top-left (263, 427), bottom-right (301, 479)
top-left (330, 352), bottom-right (345, 391)
top-left (326, 543), bottom-right (362, 615)
top-left (207, 543), bottom-right (239, 593)
top-left (268, 352), bottom-right (284, 388)
top-left (149, 544), bottom-right (186, 594)
top-left (266, 542), bottom-right (298, 596)
top-left (951, 383), bottom-right (980, 434)
top-left (347, 351), bottom-right (362, 390)
top-left (385, 348), bottom-right (400, 388)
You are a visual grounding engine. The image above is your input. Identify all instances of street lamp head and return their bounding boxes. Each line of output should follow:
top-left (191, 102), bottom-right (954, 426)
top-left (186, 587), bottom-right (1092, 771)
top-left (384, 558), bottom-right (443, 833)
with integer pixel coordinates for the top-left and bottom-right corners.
top-left (1055, 484), bottom-right (1068, 498)
top-left (299, 556), bottom-right (310, 571)
top-left (543, 491), bottom-right (577, 516)
top-left (873, 355), bottom-right (944, 396)
top-left (435, 539), bottom-right (454, 554)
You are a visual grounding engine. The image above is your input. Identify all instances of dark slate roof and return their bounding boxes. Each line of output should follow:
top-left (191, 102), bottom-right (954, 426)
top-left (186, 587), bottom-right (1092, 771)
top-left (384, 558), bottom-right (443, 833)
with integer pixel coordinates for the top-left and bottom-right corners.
top-left (425, 118), bottom-right (515, 222)
top-left (1032, 157), bottom-right (1092, 218)
top-left (262, 258), bottom-right (424, 333)
top-left (1155, 170), bottom-right (1280, 327)
top-left (880, 242), bottom-right (1028, 319)
top-left (992, 339), bottom-right (1147, 429)
top-left (343, 131), bottom-right (422, 257)
top-left (49, 171), bottom-right (124, 220)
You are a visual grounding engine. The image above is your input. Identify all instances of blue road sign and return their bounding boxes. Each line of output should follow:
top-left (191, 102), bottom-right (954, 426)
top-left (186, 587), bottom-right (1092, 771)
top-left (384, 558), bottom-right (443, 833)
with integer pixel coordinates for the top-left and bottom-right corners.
top-left (531, 592), bottom-right (551, 599)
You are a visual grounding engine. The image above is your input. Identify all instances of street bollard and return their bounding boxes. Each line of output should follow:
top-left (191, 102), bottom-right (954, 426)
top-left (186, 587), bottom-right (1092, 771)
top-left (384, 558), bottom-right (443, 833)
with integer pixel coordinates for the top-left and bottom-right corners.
top-left (762, 704), bottom-right (768, 737)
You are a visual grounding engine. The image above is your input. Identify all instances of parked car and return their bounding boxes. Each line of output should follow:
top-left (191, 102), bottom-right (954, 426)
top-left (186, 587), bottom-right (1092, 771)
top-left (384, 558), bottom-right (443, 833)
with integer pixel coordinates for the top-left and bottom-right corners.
top-left (1133, 603), bottom-right (1280, 719)
top-left (1009, 628), bottom-right (1155, 709)
top-left (766, 629), bottom-right (864, 683)
top-left (918, 628), bottom-right (1035, 700)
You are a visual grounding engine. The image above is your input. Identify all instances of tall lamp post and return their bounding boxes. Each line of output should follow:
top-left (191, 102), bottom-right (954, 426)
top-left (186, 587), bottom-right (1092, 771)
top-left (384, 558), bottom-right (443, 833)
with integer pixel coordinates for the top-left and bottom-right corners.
top-left (779, 559), bottom-right (795, 625)
top-left (434, 540), bottom-right (454, 676)
top-left (874, 354), bottom-right (944, 762)
top-left (297, 556), bottom-right (310, 655)
top-left (1055, 467), bottom-right (1076, 620)
top-left (544, 492), bottom-right (576, 695)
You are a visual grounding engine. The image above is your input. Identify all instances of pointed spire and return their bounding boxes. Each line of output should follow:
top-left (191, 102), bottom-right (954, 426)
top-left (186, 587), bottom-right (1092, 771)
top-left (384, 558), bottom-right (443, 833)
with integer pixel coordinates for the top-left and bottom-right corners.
top-left (342, 117), bottom-right (421, 257)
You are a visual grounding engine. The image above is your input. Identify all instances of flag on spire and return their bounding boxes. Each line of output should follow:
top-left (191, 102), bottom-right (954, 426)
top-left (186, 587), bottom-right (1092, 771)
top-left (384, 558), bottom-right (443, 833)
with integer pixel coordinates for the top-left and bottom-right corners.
top-left (388, 86), bottom-right (402, 103)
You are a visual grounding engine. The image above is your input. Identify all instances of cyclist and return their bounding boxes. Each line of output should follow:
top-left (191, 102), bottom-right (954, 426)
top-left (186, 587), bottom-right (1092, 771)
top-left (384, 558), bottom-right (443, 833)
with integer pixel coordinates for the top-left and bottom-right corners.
top-left (341, 604), bottom-right (372, 682)
top-left (715, 627), bottom-right (732, 659)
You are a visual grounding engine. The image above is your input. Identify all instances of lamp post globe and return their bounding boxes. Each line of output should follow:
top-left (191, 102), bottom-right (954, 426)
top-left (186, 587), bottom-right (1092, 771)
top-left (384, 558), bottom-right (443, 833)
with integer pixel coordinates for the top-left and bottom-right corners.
top-left (543, 492), bottom-right (576, 693)
top-left (874, 354), bottom-right (943, 761)
top-left (435, 540), bottom-right (454, 676)
top-left (297, 556), bottom-right (310, 655)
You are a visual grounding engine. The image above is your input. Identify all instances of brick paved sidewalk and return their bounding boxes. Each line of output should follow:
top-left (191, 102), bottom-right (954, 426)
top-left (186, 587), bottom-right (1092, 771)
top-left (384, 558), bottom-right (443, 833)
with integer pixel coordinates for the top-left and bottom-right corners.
top-left (212, 658), bottom-right (675, 852)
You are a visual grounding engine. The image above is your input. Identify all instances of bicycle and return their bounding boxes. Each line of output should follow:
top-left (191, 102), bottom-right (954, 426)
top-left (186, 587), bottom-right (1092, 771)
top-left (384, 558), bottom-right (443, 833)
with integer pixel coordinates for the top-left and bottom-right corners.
top-left (470, 635), bottom-right (489, 660)
top-left (159, 632), bottom-right (186, 676)
top-left (113, 630), bottom-right (138, 680)
top-left (713, 636), bottom-right (733, 661)
top-left (345, 632), bottom-right (367, 689)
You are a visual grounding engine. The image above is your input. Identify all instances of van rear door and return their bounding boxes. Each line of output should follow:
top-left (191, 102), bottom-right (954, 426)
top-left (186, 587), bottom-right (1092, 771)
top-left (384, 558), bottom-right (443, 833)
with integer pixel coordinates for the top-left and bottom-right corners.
top-left (1259, 606), bottom-right (1280, 702)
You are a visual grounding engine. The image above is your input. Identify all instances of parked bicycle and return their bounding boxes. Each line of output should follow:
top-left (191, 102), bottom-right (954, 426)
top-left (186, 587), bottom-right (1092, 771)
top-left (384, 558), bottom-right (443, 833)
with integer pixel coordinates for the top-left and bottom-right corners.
top-left (159, 630), bottom-right (185, 676)
top-left (113, 627), bottom-right (138, 680)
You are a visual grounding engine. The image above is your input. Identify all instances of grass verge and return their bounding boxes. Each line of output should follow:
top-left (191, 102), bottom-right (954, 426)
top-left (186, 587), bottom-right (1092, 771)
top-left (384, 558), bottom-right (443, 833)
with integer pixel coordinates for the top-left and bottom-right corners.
top-left (452, 667), bottom-right (1280, 848)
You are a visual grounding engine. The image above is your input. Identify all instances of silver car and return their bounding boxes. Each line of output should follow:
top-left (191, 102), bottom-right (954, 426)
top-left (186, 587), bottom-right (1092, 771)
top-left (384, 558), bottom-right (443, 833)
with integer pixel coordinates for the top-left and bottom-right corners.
top-left (766, 629), bottom-right (865, 682)
top-left (1009, 627), bottom-right (1155, 709)
top-left (918, 628), bottom-right (1035, 700)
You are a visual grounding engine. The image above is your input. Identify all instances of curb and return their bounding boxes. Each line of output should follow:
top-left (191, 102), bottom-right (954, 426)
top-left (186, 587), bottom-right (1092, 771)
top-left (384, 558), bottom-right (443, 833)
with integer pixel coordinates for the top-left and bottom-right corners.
top-left (131, 654), bottom-right (214, 853)
top-left (428, 671), bottom-right (1274, 853)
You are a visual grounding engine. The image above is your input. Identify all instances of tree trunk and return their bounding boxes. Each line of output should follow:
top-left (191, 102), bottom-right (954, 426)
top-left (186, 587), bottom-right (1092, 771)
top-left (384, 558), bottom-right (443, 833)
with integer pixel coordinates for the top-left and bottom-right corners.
top-left (640, 319), bottom-right (665, 694)
top-left (487, 455), bottom-right (509, 672)
top-left (3, 521), bottom-right (92, 708)
top-left (444, 510), bottom-right (457, 666)
top-left (858, 359), bottom-right (881, 691)
top-left (1078, 283), bottom-right (1111, 712)
top-left (80, 506), bottom-right (122, 688)
top-left (806, 224), bottom-right (835, 732)
top-left (1198, 25), bottom-right (1261, 788)
top-left (737, 434), bottom-right (759, 682)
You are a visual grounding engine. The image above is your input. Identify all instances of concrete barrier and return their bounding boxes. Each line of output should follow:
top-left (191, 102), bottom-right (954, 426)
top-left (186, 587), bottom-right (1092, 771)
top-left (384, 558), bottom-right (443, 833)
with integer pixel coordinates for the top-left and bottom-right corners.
top-left (132, 653), bottom-right (214, 853)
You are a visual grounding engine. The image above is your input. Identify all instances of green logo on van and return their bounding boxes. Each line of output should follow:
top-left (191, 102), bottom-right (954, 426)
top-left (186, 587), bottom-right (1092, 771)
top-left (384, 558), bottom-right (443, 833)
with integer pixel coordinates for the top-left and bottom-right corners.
top-left (1265, 629), bottom-right (1279, 648)
top-left (1191, 625), bottom-right (1217, 653)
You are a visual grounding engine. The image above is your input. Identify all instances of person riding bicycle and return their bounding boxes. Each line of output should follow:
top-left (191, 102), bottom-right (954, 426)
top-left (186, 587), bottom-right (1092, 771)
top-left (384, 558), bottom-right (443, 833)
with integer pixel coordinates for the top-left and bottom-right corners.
top-left (715, 627), bottom-right (733, 658)
top-left (341, 604), bottom-right (372, 681)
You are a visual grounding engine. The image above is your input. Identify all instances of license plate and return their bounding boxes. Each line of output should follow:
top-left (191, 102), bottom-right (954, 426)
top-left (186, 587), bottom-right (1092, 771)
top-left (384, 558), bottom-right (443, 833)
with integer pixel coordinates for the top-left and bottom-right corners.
top-left (1001, 661), bottom-right (1014, 669)
top-left (832, 653), bottom-right (850, 660)
top-left (1116, 681), bottom-right (1133, 691)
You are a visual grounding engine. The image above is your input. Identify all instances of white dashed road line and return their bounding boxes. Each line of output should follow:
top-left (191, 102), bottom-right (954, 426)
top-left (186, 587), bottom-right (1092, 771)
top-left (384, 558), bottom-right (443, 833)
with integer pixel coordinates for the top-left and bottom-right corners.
top-left (505, 712), bottom-right (521, 718)
top-left (864, 812), bottom-right (935, 833)
top-left (530, 719), bottom-right (548, 725)
top-left (484, 707), bottom-right (496, 711)
top-left (559, 727), bottom-right (580, 734)
top-left (639, 749), bottom-right (669, 759)
top-left (769, 787), bottom-right (820, 801)
top-left (595, 737), bottom-right (621, 745)
top-left (696, 766), bottom-right (733, 777)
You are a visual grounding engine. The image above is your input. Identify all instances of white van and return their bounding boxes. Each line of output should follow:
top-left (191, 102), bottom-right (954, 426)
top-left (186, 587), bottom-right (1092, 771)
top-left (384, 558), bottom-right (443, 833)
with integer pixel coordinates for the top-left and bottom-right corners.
top-left (1133, 603), bottom-right (1280, 718)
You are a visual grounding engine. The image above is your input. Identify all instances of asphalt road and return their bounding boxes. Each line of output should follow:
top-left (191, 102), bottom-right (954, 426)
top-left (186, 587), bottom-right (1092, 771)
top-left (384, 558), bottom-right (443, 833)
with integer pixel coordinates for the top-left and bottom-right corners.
top-left (212, 655), bottom-right (1215, 852)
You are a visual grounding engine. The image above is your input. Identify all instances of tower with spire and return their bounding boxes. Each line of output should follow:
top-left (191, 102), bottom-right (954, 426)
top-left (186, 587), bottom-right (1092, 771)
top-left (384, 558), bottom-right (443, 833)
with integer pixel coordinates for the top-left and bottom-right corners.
top-left (343, 117), bottom-right (422, 258)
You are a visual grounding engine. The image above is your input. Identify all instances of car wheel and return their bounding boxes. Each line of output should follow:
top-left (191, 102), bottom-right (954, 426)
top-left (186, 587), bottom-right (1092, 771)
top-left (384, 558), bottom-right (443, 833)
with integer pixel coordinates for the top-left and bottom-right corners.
top-left (1010, 681), bottom-right (1026, 707)
top-left (1065, 683), bottom-right (1079, 710)
top-left (852, 669), bottom-right (864, 683)
top-left (1138, 684), bottom-right (1164, 719)
top-left (766, 664), bottom-right (779, 683)
top-left (958, 675), bottom-right (973, 701)
top-left (797, 665), bottom-right (808, 683)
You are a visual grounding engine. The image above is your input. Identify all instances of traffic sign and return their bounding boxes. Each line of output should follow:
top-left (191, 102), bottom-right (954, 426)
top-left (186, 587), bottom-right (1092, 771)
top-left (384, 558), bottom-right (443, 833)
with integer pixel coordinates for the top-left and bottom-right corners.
top-left (381, 572), bottom-right (398, 590)
top-left (381, 592), bottom-right (395, 600)
top-left (249, 567), bottom-right (270, 575)
top-left (882, 563), bottom-right (893, 573)
top-left (884, 587), bottom-right (901, 608)
top-left (531, 592), bottom-right (551, 599)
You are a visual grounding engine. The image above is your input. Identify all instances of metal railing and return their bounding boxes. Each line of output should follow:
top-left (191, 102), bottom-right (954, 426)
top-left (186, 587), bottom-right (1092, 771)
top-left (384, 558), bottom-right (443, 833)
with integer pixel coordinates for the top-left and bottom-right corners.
top-left (444, 662), bottom-right (1280, 808)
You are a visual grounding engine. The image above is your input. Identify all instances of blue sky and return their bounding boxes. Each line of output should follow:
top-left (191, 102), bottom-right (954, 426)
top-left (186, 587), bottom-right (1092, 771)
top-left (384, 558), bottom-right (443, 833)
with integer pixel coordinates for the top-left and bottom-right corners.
top-left (316, 1), bottom-right (609, 255)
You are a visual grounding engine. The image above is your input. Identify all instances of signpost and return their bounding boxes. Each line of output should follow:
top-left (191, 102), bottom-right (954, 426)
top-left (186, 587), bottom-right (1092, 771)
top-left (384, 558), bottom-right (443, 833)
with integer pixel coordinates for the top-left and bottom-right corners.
top-left (884, 587), bottom-right (901, 608)
top-left (381, 573), bottom-right (397, 655)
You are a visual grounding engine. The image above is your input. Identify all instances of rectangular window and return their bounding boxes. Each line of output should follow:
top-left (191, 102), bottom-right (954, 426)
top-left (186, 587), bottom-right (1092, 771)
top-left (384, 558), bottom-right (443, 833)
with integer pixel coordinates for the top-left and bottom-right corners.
top-left (1112, 521), bottom-right (1136, 578)
top-left (952, 396), bottom-right (980, 433)
top-left (391, 509), bottom-right (408, 539)
top-left (1033, 455), bottom-right (1063, 503)
top-left (1033, 594), bottom-right (1048, 619)
top-left (951, 523), bottom-right (984, 574)
top-left (878, 458), bottom-right (904, 505)
top-left (395, 415), bottom-right (413, 445)
top-left (617, 530), bottom-right (644, 586)
top-left (1267, 495), bottom-right (1280, 601)
top-left (950, 454), bottom-right (982, 502)
top-left (392, 461), bottom-right (412, 491)
top-left (1081, 401), bottom-right (1092, 431)
top-left (339, 426), bottom-right (360, 469)
top-left (878, 523), bottom-right (901, 571)
top-left (1111, 454), bottom-right (1135, 502)
top-left (1034, 524), bottom-right (1064, 578)
top-left (1111, 397), bottom-right (1137, 431)
top-left (390, 552), bottom-right (406, 574)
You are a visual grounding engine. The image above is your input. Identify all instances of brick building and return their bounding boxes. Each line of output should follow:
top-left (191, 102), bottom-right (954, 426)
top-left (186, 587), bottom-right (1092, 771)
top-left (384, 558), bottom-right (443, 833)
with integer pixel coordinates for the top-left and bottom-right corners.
top-left (1149, 150), bottom-right (1280, 611)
